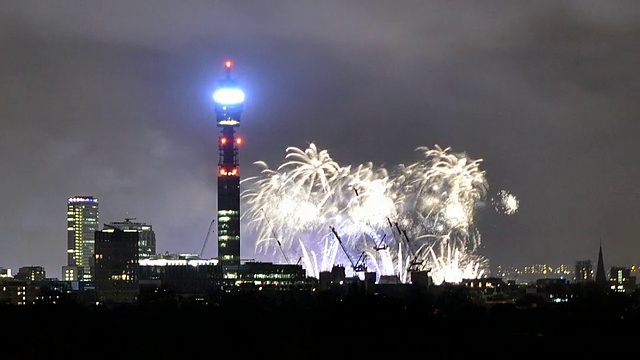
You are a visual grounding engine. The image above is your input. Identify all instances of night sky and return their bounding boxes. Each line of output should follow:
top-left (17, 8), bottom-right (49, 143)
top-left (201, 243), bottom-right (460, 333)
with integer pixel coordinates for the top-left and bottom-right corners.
top-left (1, 1), bottom-right (638, 279)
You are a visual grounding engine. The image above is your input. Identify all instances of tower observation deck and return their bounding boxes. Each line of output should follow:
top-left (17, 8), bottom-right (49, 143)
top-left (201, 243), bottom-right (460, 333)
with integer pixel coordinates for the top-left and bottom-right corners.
top-left (212, 60), bottom-right (245, 279)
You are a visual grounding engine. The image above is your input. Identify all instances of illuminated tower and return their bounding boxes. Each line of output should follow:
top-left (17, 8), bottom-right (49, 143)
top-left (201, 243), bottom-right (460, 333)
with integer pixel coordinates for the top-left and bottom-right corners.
top-left (212, 60), bottom-right (245, 278)
top-left (66, 196), bottom-right (99, 281)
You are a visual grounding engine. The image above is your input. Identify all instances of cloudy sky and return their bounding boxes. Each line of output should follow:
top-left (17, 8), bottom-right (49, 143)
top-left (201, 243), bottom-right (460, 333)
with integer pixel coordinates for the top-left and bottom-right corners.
top-left (1, 1), bottom-right (638, 278)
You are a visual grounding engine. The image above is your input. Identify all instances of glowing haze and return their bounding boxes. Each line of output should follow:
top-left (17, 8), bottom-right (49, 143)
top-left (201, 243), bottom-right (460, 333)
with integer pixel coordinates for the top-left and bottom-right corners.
top-left (242, 143), bottom-right (517, 284)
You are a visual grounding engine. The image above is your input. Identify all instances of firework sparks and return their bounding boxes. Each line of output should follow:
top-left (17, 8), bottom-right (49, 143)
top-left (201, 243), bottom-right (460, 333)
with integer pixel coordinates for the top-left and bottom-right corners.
top-left (494, 190), bottom-right (519, 215)
top-left (242, 143), bottom-right (513, 285)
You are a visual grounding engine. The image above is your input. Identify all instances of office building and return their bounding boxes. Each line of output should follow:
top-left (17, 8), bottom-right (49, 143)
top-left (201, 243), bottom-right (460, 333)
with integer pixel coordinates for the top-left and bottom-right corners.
top-left (66, 196), bottom-right (99, 281)
top-left (62, 265), bottom-right (83, 282)
top-left (139, 253), bottom-right (219, 297)
top-left (609, 266), bottom-right (636, 293)
top-left (575, 260), bottom-right (593, 284)
top-left (234, 262), bottom-right (306, 287)
top-left (94, 226), bottom-right (139, 304)
top-left (14, 266), bottom-right (46, 282)
top-left (106, 218), bottom-right (156, 259)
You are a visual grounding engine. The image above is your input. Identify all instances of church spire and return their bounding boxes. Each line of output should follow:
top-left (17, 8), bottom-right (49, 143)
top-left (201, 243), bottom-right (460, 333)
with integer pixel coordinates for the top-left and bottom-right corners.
top-left (595, 242), bottom-right (607, 289)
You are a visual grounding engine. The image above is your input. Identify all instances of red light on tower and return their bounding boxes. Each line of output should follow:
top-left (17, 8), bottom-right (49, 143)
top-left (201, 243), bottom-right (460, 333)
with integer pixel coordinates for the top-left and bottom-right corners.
top-left (235, 137), bottom-right (243, 145)
top-left (225, 60), bottom-right (233, 69)
top-left (220, 137), bottom-right (228, 145)
top-left (219, 168), bottom-right (227, 176)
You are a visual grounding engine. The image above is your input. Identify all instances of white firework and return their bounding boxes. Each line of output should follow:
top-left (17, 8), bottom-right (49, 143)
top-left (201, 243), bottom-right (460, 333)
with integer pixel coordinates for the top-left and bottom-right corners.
top-left (494, 190), bottom-right (519, 215)
top-left (242, 143), bottom-right (514, 285)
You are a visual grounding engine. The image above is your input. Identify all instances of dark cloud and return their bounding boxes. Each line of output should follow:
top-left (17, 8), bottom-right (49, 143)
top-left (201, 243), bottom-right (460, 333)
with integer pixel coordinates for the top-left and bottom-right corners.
top-left (1, 1), bottom-right (639, 277)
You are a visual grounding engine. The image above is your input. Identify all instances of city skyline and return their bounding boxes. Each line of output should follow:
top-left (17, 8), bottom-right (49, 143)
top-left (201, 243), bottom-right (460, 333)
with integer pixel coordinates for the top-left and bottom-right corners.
top-left (1, 1), bottom-right (639, 278)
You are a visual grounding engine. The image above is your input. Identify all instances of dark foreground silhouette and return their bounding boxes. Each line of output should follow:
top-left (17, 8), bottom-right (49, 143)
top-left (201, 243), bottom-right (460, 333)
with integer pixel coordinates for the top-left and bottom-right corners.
top-left (3, 284), bottom-right (638, 360)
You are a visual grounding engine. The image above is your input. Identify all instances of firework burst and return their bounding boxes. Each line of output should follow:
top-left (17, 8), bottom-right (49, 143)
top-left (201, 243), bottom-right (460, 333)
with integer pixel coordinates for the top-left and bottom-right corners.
top-left (242, 143), bottom-right (511, 285)
top-left (493, 190), bottom-right (519, 215)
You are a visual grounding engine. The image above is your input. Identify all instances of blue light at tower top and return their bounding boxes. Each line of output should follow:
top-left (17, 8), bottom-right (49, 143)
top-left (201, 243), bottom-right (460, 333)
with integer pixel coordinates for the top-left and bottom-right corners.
top-left (212, 88), bottom-right (245, 105)
top-left (214, 60), bottom-right (244, 127)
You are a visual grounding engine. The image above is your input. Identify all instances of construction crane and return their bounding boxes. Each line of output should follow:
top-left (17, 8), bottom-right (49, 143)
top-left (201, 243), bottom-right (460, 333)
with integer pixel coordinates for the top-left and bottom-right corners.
top-left (329, 225), bottom-right (367, 273)
top-left (261, 208), bottom-right (290, 264)
top-left (352, 185), bottom-right (388, 251)
top-left (373, 233), bottom-right (388, 251)
top-left (387, 217), bottom-right (425, 272)
top-left (199, 219), bottom-right (215, 258)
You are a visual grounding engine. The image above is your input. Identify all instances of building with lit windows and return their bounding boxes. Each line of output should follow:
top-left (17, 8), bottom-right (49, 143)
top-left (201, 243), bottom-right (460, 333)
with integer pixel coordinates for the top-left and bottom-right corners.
top-left (14, 266), bottom-right (46, 282)
top-left (62, 265), bottom-right (83, 282)
top-left (496, 264), bottom-right (573, 284)
top-left (139, 253), bottom-right (220, 297)
top-left (106, 218), bottom-right (156, 259)
top-left (0, 281), bottom-right (39, 305)
top-left (609, 266), bottom-right (636, 293)
top-left (94, 226), bottom-right (139, 304)
top-left (234, 262), bottom-right (306, 288)
top-left (66, 196), bottom-right (99, 281)
top-left (575, 260), bottom-right (593, 284)
top-left (463, 278), bottom-right (507, 296)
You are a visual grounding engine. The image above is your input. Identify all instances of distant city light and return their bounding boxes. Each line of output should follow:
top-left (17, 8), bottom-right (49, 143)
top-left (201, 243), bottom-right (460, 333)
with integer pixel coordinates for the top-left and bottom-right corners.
top-left (213, 88), bottom-right (245, 105)
top-left (67, 197), bottom-right (98, 203)
top-left (139, 258), bottom-right (218, 267)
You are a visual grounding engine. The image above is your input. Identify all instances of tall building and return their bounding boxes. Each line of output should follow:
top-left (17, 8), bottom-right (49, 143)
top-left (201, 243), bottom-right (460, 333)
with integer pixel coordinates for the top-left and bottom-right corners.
top-left (575, 260), bottom-right (593, 283)
top-left (66, 196), bottom-right (99, 281)
top-left (106, 218), bottom-right (156, 259)
top-left (94, 226), bottom-right (139, 304)
top-left (213, 60), bottom-right (245, 278)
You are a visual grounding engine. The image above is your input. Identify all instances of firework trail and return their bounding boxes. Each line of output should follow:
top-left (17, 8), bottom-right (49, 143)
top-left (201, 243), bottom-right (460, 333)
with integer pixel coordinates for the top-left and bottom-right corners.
top-left (242, 143), bottom-right (510, 285)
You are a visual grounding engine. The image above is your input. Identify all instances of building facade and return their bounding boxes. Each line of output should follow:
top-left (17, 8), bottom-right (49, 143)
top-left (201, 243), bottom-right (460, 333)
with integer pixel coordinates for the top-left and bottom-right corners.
top-left (609, 266), bottom-right (637, 293)
top-left (14, 266), bottom-right (46, 282)
top-left (94, 226), bottom-right (139, 304)
top-left (66, 196), bottom-right (99, 281)
top-left (139, 254), bottom-right (220, 297)
top-left (575, 260), bottom-right (593, 284)
top-left (62, 265), bottom-right (83, 282)
top-left (106, 218), bottom-right (156, 259)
